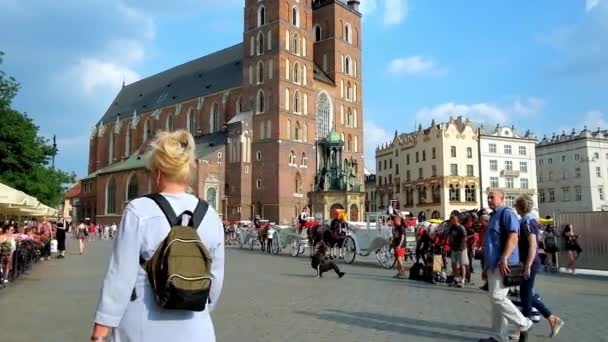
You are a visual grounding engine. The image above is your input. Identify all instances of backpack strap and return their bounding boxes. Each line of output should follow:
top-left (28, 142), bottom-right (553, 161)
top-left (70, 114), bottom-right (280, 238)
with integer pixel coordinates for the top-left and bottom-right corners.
top-left (145, 193), bottom-right (178, 226)
top-left (190, 200), bottom-right (209, 229)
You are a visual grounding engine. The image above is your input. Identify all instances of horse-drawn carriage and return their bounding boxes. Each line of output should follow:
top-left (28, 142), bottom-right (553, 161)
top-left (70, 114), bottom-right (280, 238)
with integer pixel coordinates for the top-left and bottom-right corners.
top-left (286, 212), bottom-right (403, 269)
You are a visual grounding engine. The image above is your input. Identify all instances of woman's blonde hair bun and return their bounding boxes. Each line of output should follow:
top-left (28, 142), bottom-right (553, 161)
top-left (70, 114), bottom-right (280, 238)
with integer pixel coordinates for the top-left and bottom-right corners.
top-left (147, 130), bottom-right (196, 183)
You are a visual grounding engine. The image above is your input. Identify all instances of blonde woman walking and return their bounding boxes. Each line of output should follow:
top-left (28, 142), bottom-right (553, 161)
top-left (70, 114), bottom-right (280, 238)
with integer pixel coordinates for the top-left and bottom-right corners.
top-left (77, 219), bottom-right (88, 255)
top-left (91, 130), bottom-right (225, 342)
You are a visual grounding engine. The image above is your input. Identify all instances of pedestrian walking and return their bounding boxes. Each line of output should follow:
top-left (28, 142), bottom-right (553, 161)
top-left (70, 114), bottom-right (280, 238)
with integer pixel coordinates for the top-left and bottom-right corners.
top-left (55, 218), bottom-right (67, 259)
top-left (391, 214), bottom-right (407, 279)
top-left (478, 189), bottom-right (533, 342)
top-left (513, 195), bottom-right (564, 341)
top-left (91, 130), bottom-right (224, 342)
top-left (562, 224), bottom-right (582, 273)
top-left (77, 220), bottom-right (88, 255)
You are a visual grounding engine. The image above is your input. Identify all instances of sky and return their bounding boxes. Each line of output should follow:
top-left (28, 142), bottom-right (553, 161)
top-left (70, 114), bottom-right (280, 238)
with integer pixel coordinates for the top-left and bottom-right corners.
top-left (1, 0), bottom-right (606, 176)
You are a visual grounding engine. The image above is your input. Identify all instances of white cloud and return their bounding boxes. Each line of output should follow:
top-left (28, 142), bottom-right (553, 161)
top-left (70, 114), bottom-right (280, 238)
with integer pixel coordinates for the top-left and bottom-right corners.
top-left (586, 0), bottom-right (601, 11)
top-left (384, 0), bottom-right (408, 25)
top-left (582, 110), bottom-right (608, 129)
top-left (364, 119), bottom-right (392, 173)
top-left (387, 56), bottom-right (443, 76)
top-left (414, 97), bottom-right (545, 127)
top-left (359, 0), bottom-right (378, 16)
top-left (69, 58), bottom-right (140, 96)
top-left (106, 39), bottom-right (146, 64)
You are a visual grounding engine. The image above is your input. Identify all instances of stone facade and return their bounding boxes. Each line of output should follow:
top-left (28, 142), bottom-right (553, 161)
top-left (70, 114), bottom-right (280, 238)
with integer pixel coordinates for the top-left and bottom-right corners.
top-left (375, 117), bottom-right (480, 220)
top-left (83, 0), bottom-right (365, 225)
top-left (537, 128), bottom-right (608, 215)
top-left (479, 125), bottom-right (538, 209)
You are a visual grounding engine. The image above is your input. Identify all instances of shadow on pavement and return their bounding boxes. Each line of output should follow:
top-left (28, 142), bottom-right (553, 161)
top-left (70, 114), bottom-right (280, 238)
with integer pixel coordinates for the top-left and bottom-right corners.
top-left (294, 308), bottom-right (487, 341)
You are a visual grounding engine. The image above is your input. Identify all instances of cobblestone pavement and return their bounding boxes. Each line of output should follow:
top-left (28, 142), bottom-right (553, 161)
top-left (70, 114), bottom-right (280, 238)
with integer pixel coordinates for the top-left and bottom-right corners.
top-left (0, 239), bottom-right (607, 341)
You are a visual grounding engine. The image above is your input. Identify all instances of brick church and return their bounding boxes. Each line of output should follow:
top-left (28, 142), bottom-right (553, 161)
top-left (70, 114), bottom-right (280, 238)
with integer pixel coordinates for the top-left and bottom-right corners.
top-left (80, 0), bottom-right (365, 225)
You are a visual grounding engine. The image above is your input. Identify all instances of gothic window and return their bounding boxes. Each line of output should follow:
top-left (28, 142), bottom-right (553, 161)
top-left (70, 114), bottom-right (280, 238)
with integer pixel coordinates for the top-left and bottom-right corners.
top-left (144, 119), bottom-right (152, 141)
top-left (316, 92), bottom-right (331, 139)
top-left (257, 31), bottom-right (264, 55)
top-left (449, 184), bottom-right (460, 202)
top-left (294, 121), bottom-right (302, 141)
top-left (125, 128), bottom-right (131, 157)
top-left (126, 174), bottom-right (138, 201)
top-left (166, 114), bottom-right (174, 132)
top-left (346, 108), bottom-right (353, 127)
top-left (293, 62), bottom-right (300, 83)
top-left (257, 90), bottom-right (265, 114)
top-left (106, 177), bottom-right (117, 214)
top-left (292, 33), bottom-right (299, 55)
top-left (210, 103), bottom-right (219, 133)
top-left (257, 61), bottom-right (264, 84)
top-left (187, 108), bottom-right (196, 134)
top-left (301, 152), bottom-right (307, 166)
top-left (345, 23), bottom-right (352, 43)
top-left (289, 150), bottom-right (296, 164)
top-left (345, 56), bottom-right (351, 75)
top-left (314, 25), bottom-right (322, 42)
top-left (346, 81), bottom-right (352, 101)
top-left (293, 90), bottom-right (300, 113)
top-left (292, 6), bottom-right (300, 27)
top-left (257, 6), bottom-right (265, 27)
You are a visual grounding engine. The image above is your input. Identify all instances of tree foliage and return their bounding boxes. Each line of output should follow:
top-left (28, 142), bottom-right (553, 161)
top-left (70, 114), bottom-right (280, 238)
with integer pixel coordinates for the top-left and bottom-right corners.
top-left (0, 51), bottom-right (75, 207)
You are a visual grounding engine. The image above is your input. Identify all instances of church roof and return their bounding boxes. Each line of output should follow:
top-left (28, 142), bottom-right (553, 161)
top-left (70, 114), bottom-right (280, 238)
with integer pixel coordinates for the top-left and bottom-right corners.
top-left (99, 43), bottom-right (336, 125)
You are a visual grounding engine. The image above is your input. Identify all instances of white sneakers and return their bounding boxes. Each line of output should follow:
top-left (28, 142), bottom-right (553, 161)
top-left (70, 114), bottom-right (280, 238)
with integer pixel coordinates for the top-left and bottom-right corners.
top-left (521, 318), bottom-right (534, 332)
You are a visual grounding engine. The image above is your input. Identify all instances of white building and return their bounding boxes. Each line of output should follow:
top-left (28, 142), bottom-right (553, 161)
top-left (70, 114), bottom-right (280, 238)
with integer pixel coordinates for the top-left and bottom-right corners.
top-left (375, 117), bottom-right (480, 221)
top-left (479, 125), bottom-right (538, 209)
top-left (536, 128), bottom-right (608, 215)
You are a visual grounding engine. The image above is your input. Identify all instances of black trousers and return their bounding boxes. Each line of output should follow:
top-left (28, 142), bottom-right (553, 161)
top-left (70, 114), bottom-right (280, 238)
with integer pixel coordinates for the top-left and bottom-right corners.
top-left (42, 241), bottom-right (51, 258)
top-left (56, 229), bottom-right (66, 251)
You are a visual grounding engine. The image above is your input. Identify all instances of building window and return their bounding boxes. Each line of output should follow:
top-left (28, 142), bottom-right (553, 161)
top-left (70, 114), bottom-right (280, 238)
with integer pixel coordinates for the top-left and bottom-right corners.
top-left (600, 186), bottom-right (605, 201)
top-left (549, 189), bottom-right (555, 202)
top-left (187, 109), bottom-right (196, 134)
top-left (562, 187), bottom-right (570, 201)
top-left (520, 178), bottom-right (529, 189)
top-left (490, 177), bottom-right (499, 188)
top-left (415, 152), bottom-right (419, 163)
top-left (520, 162), bottom-right (528, 173)
top-left (143, 119), bottom-right (152, 141)
top-left (257, 31), bottom-right (264, 55)
top-left (450, 146), bottom-right (456, 158)
top-left (465, 185), bottom-right (476, 202)
top-left (561, 155), bottom-right (566, 162)
top-left (289, 150), bottom-right (296, 165)
top-left (575, 167), bottom-right (581, 178)
top-left (450, 164), bottom-right (458, 176)
top-left (505, 177), bottom-right (514, 189)
top-left (256, 179), bottom-right (262, 189)
top-left (406, 170), bottom-right (411, 181)
top-left (106, 177), bottom-right (117, 214)
top-left (539, 190), bottom-right (545, 203)
top-left (395, 164), bottom-right (399, 175)
top-left (292, 33), bottom-right (299, 55)
top-left (301, 152), bottom-right (307, 166)
top-left (127, 174), bottom-right (138, 201)
top-left (597, 167), bottom-right (602, 178)
top-left (467, 165), bottom-right (474, 176)
top-left (548, 171), bottom-right (553, 181)
top-left (422, 150), bottom-right (426, 161)
top-left (432, 165), bottom-right (437, 177)
top-left (490, 160), bottom-right (498, 171)
top-left (292, 6), bottom-right (300, 27)
top-left (504, 145), bottom-right (512, 155)
top-left (449, 185), bottom-right (460, 201)
top-left (575, 186), bottom-right (582, 201)
top-left (256, 151), bottom-right (262, 161)
top-left (378, 161), bottom-right (381, 171)
top-left (384, 160), bottom-right (387, 170)
top-left (432, 147), bottom-right (436, 159)
top-left (548, 158), bottom-right (552, 164)
top-left (506, 195), bottom-right (515, 208)
top-left (489, 143), bottom-right (496, 153)
top-left (561, 170), bottom-right (567, 179)
top-left (519, 146), bottom-right (526, 156)
top-left (594, 152), bottom-right (600, 159)
top-left (344, 23), bottom-right (352, 43)
top-left (210, 103), bottom-right (219, 133)
top-left (418, 167), bottom-right (423, 179)
top-left (467, 147), bottom-right (473, 158)
top-left (505, 161), bottom-right (513, 171)
top-left (257, 61), bottom-right (264, 83)
top-left (314, 25), bottom-right (322, 42)
top-left (258, 6), bottom-right (265, 26)
top-left (575, 153), bottom-right (580, 160)
top-left (406, 154), bottom-right (410, 165)
top-left (257, 90), bottom-right (265, 114)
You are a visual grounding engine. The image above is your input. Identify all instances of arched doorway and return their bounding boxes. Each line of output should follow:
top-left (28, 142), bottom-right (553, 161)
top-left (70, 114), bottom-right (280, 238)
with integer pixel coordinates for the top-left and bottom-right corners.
top-left (349, 204), bottom-right (359, 221)
top-left (329, 203), bottom-right (345, 219)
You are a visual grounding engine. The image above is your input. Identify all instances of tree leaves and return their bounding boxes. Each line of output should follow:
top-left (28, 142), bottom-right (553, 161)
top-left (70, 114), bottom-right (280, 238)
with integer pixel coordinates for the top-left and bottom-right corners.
top-left (0, 52), bottom-right (75, 207)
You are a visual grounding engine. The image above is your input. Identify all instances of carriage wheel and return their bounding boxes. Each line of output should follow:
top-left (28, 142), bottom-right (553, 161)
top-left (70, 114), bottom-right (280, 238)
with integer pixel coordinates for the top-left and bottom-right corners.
top-left (342, 236), bottom-right (356, 264)
top-left (290, 240), bottom-right (301, 257)
top-left (376, 245), bottom-right (397, 269)
top-left (271, 238), bottom-right (280, 255)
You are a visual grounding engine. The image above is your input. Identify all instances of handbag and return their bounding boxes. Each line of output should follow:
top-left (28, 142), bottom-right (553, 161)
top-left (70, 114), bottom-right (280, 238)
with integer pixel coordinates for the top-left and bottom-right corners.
top-left (503, 263), bottom-right (525, 287)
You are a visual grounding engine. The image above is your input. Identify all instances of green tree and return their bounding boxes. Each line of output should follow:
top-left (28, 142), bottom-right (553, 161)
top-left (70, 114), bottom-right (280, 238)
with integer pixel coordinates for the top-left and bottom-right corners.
top-left (0, 51), bottom-right (75, 207)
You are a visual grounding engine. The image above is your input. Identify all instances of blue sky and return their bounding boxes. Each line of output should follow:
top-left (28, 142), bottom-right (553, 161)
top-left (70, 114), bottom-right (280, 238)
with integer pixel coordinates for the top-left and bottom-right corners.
top-left (1, 0), bottom-right (606, 176)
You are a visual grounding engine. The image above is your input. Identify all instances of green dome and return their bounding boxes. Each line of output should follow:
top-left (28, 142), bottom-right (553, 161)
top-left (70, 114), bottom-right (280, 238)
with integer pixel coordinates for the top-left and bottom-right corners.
top-left (326, 129), bottom-right (342, 144)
